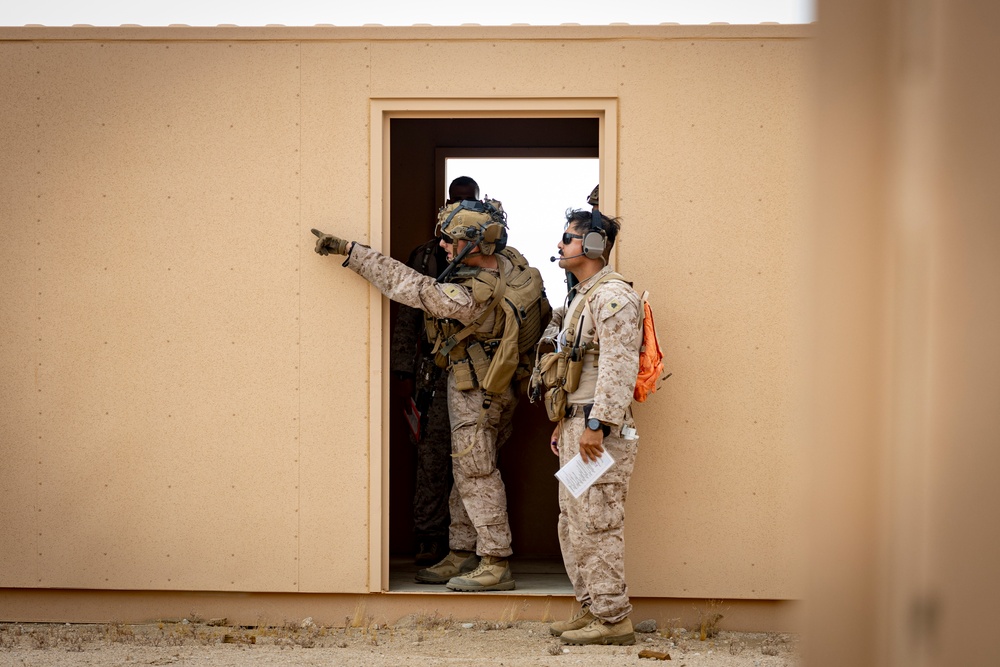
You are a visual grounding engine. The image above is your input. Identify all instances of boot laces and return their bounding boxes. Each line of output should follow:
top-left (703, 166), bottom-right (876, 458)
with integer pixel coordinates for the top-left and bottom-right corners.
top-left (466, 556), bottom-right (502, 578)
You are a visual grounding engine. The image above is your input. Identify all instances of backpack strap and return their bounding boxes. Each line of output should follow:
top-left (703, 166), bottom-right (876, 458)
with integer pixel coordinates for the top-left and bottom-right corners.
top-left (436, 263), bottom-right (507, 358)
top-left (565, 271), bottom-right (628, 350)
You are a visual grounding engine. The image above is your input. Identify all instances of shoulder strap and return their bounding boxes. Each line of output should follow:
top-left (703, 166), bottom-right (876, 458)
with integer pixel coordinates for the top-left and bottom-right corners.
top-left (566, 272), bottom-right (626, 349)
top-left (437, 261), bottom-right (508, 357)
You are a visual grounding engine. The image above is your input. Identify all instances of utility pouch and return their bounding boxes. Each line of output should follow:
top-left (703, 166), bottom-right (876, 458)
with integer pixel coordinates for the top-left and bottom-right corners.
top-left (466, 341), bottom-right (492, 386)
top-left (530, 349), bottom-right (572, 422)
top-left (535, 350), bottom-right (568, 391)
top-left (451, 359), bottom-right (477, 391)
top-left (543, 386), bottom-right (569, 423)
top-left (564, 350), bottom-right (584, 394)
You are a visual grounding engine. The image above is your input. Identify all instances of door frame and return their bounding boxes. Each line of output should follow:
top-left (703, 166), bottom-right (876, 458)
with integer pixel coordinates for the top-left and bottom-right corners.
top-left (367, 97), bottom-right (618, 591)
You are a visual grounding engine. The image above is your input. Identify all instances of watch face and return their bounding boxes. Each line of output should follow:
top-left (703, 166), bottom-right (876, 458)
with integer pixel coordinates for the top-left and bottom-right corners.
top-left (587, 418), bottom-right (601, 431)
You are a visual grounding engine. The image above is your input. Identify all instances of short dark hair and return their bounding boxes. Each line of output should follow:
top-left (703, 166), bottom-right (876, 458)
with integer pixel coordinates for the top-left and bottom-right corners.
top-left (565, 208), bottom-right (621, 254)
top-left (448, 176), bottom-right (480, 201)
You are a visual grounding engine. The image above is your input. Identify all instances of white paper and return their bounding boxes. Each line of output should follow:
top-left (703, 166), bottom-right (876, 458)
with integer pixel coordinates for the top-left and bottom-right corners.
top-left (555, 451), bottom-right (615, 499)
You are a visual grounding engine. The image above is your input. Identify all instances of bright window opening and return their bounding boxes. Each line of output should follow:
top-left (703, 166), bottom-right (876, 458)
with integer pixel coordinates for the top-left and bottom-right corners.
top-left (445, 157), bottom-right (600, 304)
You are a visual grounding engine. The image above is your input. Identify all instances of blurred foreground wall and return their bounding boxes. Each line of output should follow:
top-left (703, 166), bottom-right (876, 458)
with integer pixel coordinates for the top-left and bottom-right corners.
top-left (807, 1), bottom-right (1000, 665)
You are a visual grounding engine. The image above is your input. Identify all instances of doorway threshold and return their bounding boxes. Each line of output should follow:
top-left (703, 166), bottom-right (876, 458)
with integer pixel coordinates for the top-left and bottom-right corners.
top-left (388, 557), bottom-right (573, 595)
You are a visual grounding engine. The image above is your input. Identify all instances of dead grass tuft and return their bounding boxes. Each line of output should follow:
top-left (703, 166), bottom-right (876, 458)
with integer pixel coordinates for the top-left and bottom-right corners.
top-left (696, 600), bottom-right (727, 640)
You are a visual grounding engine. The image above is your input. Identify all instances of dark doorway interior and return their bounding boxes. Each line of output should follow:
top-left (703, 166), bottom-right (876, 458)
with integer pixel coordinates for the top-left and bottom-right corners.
top-left (387, 118), bottom-right (599, 588)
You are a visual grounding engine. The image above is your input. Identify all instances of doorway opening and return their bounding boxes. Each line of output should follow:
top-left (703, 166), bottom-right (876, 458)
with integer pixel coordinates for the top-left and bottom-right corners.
top-left (445, 157), bottom-right (599, 306)
top-left (384, 116), bottom-right (601, 593)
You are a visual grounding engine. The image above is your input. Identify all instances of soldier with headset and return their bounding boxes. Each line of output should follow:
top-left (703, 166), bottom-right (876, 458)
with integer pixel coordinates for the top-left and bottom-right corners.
top-left (541, 186), bottom-right (643, 645)
top-left (390, 176), bottom-right (481, 567)
top-left (314, 196), bottom-right (547, 593)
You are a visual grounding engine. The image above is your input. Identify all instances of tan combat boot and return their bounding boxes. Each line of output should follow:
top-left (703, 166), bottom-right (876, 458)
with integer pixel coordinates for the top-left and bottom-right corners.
top-left (414, 550), bottom-right (479, 584)
top-left (445, 555), bottom-right (515, 592)
top-left (560, 617), bottom-right (636, 645)
top-left (549, 605), bottom-right (595, 636)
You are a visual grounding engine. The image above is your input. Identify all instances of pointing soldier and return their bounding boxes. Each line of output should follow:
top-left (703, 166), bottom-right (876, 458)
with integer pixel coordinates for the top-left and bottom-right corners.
top-left (391, 176), bottom-right (481, 567)
top-left (315, 196), bottom-right (547, 592)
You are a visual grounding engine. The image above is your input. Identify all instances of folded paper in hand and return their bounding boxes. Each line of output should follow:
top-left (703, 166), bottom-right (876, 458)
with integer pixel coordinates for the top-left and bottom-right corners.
top-left (555, 451), bottom-right (615, 499)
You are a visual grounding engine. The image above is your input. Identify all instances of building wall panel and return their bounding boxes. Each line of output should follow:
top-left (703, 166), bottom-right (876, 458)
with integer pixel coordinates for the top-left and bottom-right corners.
top-left (0, 25), bottom-right (810, 603)
top-left (615, 38), bottom-right (809, 598)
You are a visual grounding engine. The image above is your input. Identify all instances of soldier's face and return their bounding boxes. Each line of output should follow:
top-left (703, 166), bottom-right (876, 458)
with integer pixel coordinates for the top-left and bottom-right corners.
top-left (556, 224), bottom-right (586, 269)
top-left (440, 236), bottom-right (469, 262)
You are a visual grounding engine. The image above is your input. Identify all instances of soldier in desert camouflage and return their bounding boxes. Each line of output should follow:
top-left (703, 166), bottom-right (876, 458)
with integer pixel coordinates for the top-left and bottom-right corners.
top-left (390, 176), bottom-right (481, 567)
top-left (543, 187), bottom-right (643, 645)
top-left (314, 197), bottom-right (536, 592)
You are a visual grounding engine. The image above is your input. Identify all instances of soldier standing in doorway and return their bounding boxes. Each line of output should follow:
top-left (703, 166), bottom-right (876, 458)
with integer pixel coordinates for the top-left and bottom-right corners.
top-left (314, 194), bottom-right (547, 592)
top-left (390, 176), bottom-right (480, 566)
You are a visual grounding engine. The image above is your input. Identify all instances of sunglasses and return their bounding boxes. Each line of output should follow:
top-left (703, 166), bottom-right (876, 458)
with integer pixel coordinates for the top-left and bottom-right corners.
top-left (561, 232), bottom-right (585, 245)
top-left (434, 221), bottom-right (454, 244)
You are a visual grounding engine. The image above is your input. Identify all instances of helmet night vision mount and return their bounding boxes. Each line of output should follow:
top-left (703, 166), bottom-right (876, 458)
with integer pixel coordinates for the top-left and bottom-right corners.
top-left (435, 198), bottom-right (508, 282)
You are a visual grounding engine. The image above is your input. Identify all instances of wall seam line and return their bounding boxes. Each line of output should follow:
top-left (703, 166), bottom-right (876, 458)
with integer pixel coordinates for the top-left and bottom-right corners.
top-left (296, 39), bottom-right (303, 593)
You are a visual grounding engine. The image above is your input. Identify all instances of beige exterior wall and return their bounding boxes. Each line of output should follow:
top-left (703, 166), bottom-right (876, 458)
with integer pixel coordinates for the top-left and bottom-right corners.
top-left (0, 25), bottom-right (810, 623)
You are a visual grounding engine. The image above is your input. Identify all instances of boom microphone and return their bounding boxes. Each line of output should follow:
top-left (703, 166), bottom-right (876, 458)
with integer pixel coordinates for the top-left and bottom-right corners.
top-left (551, 253), bottom-right (585, 262)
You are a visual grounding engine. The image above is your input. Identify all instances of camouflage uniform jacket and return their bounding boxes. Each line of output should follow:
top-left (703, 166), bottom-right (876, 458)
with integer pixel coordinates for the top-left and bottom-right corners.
top-left (389, 238), bottom-right (446, 377)
top-left (344, 244), bottom-right (497, 331)
top-left (543, 265), bottom-right (642, 426)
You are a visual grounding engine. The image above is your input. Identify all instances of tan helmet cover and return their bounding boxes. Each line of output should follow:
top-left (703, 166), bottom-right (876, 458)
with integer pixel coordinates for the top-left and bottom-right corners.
top-left (435, 198), bottom-right (507, 255)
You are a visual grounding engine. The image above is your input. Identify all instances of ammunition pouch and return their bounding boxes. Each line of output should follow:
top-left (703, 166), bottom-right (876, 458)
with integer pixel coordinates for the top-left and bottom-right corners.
top-left (452, 358), bottom-right (477, 392)
top-left (529, 346), bottom-right (587, 423)
top-left (466, 341), bottom-right (492, 388)
top-left (529, 271), bottom-right (628, 422)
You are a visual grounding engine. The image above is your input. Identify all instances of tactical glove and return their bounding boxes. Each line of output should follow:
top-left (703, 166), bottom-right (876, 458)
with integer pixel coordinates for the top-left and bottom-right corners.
top-left (312, 228), bottom-right (350, 256)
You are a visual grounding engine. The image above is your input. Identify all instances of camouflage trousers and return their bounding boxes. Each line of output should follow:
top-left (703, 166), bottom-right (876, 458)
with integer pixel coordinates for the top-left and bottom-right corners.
top-left (557, 409), bottom-right (639, 623)
top-left (412, 372), bottom-right (452, 541)
top-left (446, 371), bottom-right (518, 558)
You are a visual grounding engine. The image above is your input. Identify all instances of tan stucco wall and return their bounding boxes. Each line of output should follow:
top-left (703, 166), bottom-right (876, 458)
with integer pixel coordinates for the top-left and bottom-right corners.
top-left (0, 25), bottom-right (810, 606)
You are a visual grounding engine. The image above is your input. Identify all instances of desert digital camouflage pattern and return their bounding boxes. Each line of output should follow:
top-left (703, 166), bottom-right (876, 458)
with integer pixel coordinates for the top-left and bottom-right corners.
top-left (545, 266), bottom-right (642, 425)
top-left (557, 412), bottom-right (639, 622)
top-left (553, 266), bottom-right (643, 622)
top-left (346, 244), bottom-right (517, 558)
top-left (445, 371), bottom-right (517, 557)
top-left (346, 245), bottom-right (490, 322)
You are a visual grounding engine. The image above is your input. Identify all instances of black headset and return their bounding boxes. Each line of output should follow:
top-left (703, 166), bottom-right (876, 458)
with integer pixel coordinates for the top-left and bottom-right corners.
top-left (581, 207), bottom-right (607, 260)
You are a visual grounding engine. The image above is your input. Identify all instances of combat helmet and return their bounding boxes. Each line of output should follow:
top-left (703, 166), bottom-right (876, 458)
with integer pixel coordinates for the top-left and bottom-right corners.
top-left (435, 198), bottom-right (508, 257)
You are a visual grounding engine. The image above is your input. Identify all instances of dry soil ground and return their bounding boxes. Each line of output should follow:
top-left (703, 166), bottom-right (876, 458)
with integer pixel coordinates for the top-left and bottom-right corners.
top-left (0, 617), bottom-right (799, 667)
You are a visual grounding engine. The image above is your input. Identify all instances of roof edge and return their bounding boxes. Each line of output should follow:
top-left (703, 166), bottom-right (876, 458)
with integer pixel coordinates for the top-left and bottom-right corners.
top-left (0, 23), bottom-right (813, 42)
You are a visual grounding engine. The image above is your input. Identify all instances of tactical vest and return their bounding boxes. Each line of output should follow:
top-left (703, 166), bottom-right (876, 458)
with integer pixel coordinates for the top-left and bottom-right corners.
top-left (529, 272), bottom-right (631, 422)
top-left (426, 246), bottom-right (551, 399)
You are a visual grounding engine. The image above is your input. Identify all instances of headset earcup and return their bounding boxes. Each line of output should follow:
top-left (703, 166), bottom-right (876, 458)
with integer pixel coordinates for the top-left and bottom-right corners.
top-left (582, 231), bottom-right (606, 259)
top-left (480, 223), bottom-right (508, 255)
top-left (493, 225), bottom-right (508, 254)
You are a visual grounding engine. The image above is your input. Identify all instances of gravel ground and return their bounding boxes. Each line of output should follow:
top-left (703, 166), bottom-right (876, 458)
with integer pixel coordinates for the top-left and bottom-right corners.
top-left (0, 617), bottom-right (799, 667)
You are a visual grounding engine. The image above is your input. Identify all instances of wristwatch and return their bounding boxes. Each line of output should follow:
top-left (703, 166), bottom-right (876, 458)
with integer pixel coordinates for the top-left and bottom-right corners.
top-left (586, 418), bottom-right (603, 432)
